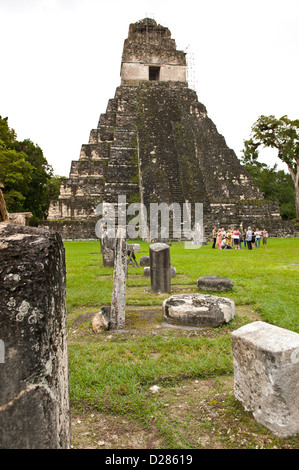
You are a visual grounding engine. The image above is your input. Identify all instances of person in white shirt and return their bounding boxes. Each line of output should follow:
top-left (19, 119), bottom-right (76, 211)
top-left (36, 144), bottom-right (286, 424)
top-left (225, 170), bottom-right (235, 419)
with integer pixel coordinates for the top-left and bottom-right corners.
top-left (255, 228), bottom-right (262, 247)
top-left (246, 227), bottom-right (253, 250)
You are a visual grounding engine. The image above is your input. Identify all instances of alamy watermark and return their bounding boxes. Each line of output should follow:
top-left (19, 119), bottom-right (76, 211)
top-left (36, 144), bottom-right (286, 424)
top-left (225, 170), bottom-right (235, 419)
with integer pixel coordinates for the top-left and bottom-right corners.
top-left (95, 196), bottom-right (204, 248)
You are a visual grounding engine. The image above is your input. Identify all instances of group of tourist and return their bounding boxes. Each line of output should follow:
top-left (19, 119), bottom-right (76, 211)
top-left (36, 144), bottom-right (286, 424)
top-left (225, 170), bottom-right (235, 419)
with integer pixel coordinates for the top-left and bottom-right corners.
top-left (212, 226), bottom-right (269, 250)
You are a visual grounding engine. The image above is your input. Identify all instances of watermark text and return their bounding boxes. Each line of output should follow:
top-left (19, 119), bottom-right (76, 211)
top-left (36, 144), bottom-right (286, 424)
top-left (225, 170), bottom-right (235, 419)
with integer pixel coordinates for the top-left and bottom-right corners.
top-left (95, 196), bottom-right (204, 248)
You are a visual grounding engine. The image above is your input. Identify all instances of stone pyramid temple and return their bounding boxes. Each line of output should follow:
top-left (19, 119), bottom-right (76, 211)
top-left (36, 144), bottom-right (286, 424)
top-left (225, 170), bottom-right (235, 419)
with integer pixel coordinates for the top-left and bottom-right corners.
top-left (45, 18), bottom-right (286, 240)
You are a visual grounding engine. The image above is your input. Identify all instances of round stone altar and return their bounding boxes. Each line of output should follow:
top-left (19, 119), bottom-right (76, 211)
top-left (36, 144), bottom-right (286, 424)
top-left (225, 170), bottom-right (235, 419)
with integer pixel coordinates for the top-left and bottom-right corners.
top-left (162, 293), bottom-right (235, 327)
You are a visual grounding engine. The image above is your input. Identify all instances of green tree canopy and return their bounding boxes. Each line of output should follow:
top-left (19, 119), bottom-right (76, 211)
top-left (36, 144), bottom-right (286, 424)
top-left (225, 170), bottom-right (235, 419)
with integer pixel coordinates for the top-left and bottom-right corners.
top-left (243, 115), bottom-right (299, 218)
top-left (0, 115), bottom-right (62, 219)
top-left (0, 140), bottom-right (33, 212)
top-left (241, 160), bottom-right (296, 220)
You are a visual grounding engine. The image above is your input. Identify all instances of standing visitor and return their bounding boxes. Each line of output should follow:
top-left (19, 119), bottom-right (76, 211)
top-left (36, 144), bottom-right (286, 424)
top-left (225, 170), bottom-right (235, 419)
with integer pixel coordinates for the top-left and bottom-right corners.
top-left (212, 226), bottom-right (217, 248)
top-left (251, 228), bottom-right (256, 247)
top-left (226, 229), bottom-right (233, 248)
top-left (239, 229), bottom-right (243, 248)
top-left (246, 227), bottom-right (253, 250)
top-left (233, 228), bottom-right (240, 249)
top-left (255, 228), bottom-right (262, 247)
top-left (263, 229), bottom-right (268, 248)
top-left (243, 228), bottom-right (247, 248)
top-left (217, 229), bottom-right (222, 249)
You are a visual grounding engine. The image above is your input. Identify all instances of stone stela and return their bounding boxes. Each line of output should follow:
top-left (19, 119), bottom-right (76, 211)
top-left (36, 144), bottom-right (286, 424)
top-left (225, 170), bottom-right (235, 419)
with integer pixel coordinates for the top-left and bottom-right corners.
top-left (110, 229), bottom-right (127, 330)
top-left (149, 242), bottom-right (171, 293)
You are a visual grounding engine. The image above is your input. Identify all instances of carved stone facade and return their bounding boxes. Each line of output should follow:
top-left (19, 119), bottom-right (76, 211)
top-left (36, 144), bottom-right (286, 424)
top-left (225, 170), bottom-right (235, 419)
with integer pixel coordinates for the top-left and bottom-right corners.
top-left (120, 18), bottom-right (187, 85)
top-left (45, 18), bottom-right (294, 239)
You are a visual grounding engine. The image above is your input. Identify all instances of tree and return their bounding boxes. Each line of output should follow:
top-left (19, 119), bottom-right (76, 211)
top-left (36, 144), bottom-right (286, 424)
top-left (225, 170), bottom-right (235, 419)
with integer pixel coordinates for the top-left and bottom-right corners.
top-left (0, 115), bottom-right (60, 219)
top-left (243, 115), bottom-right (299, 218)
top-left (46, 174), bottom-right (66, 203)
top-left (242, 161), bottom-right (296, 220)
top-left (0, 140), bottom-right (34, 212)
top-left (15, 139), bottom-right (53, 219)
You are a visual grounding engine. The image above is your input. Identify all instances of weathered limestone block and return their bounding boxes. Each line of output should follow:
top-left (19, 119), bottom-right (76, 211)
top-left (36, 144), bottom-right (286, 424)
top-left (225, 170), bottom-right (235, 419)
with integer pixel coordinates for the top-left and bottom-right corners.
top-left (7, 212), bottom-right (32, 226)
top-left (0, 224), bottom-right (70, 449)
top-left (162, 293), bottom-right (235, 327)
top-left (92, 307), bottom-right (111, 333)
top-left (197, 276), bottom-right (233, 292)
top-left (127, 243), bottom-right (140, 253)
top-left (140, 255), bottom-right (150, 266)
top-left (231, 321), bottom-right (299, 437)
top-left (149, 243), bottom-right (171, 293)
top-left (100, 235), bottom-right (115, 267)
top-left (110, 231), bottom-right (127, 329)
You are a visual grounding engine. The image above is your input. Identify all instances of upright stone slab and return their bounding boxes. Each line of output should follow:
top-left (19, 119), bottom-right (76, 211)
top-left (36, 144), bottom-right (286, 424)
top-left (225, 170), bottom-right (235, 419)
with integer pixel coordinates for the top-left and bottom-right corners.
top-left (231, 321), bottom-right (299, 437)
top-left (149, 243), bottom-right (171, 293)
top-left (0, 224), bottom-right (70, 449)
top-left (110, 230), bottom-right (127, 329)
top-left (100, 234), bottom-right (115, 267)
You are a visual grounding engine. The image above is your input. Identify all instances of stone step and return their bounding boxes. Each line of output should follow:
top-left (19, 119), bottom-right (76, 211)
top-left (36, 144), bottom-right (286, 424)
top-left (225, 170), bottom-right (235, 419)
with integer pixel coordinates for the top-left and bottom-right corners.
top-left (79, 143), bottom-right (110, 159)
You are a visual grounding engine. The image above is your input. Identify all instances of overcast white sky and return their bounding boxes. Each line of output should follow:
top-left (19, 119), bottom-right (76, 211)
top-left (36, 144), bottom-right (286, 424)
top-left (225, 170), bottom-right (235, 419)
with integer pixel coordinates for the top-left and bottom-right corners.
top-left (1, 0), bottom-right (298, 176)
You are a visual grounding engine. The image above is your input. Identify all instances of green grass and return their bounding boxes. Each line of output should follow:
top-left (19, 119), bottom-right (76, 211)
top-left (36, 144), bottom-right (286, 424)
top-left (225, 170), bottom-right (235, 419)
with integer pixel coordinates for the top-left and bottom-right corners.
top-left (65, 237), bottom-right (299, 448)
top-left (65, 238), bottom-right (299, 330)
top-left (69, 335), bottom-right (232, 420)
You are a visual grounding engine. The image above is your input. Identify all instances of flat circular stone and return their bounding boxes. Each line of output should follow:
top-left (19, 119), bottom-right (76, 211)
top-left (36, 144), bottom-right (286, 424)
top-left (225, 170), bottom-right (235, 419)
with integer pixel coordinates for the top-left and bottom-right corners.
top-left (197, 276), bottom-right (233, 291)
top-left (162, 293), bottom-right (235, 327)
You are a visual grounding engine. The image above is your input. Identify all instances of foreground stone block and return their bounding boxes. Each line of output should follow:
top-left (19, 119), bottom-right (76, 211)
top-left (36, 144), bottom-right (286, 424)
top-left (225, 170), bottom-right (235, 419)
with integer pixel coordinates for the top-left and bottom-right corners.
top-left (231, 321), bottom-right (299, 437)
top-left (197, 276), bottom-right (233, 291)
top-left (0, 224), bottom-right (70, 448)
top-left (162, 293), bottom-right (235, 327)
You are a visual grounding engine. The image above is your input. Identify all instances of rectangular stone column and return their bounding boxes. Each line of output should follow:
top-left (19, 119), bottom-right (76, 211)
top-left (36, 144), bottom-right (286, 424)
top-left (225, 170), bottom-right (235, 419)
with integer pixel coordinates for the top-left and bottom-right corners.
top-left (231, 321), bottom-right (299, 437)
top-left (0, 224), bottom-right (70, 449)
top-left (149, 242), bottom-right (171, 293)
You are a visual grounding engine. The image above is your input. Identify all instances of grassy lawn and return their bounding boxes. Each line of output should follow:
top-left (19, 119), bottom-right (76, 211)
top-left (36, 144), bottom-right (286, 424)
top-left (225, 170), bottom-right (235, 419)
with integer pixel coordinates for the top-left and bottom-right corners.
top-left (66, 238), bottom-right (299, 449)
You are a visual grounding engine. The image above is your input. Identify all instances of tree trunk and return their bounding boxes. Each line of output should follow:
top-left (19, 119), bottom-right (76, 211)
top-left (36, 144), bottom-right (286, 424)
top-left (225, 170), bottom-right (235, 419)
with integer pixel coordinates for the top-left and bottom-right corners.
top-left (295, 184), bottom-right (299, 219)
top-left (0, 189), bottom-right (9, 221)
top-left (287, 162), bottom-right (299, 218)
